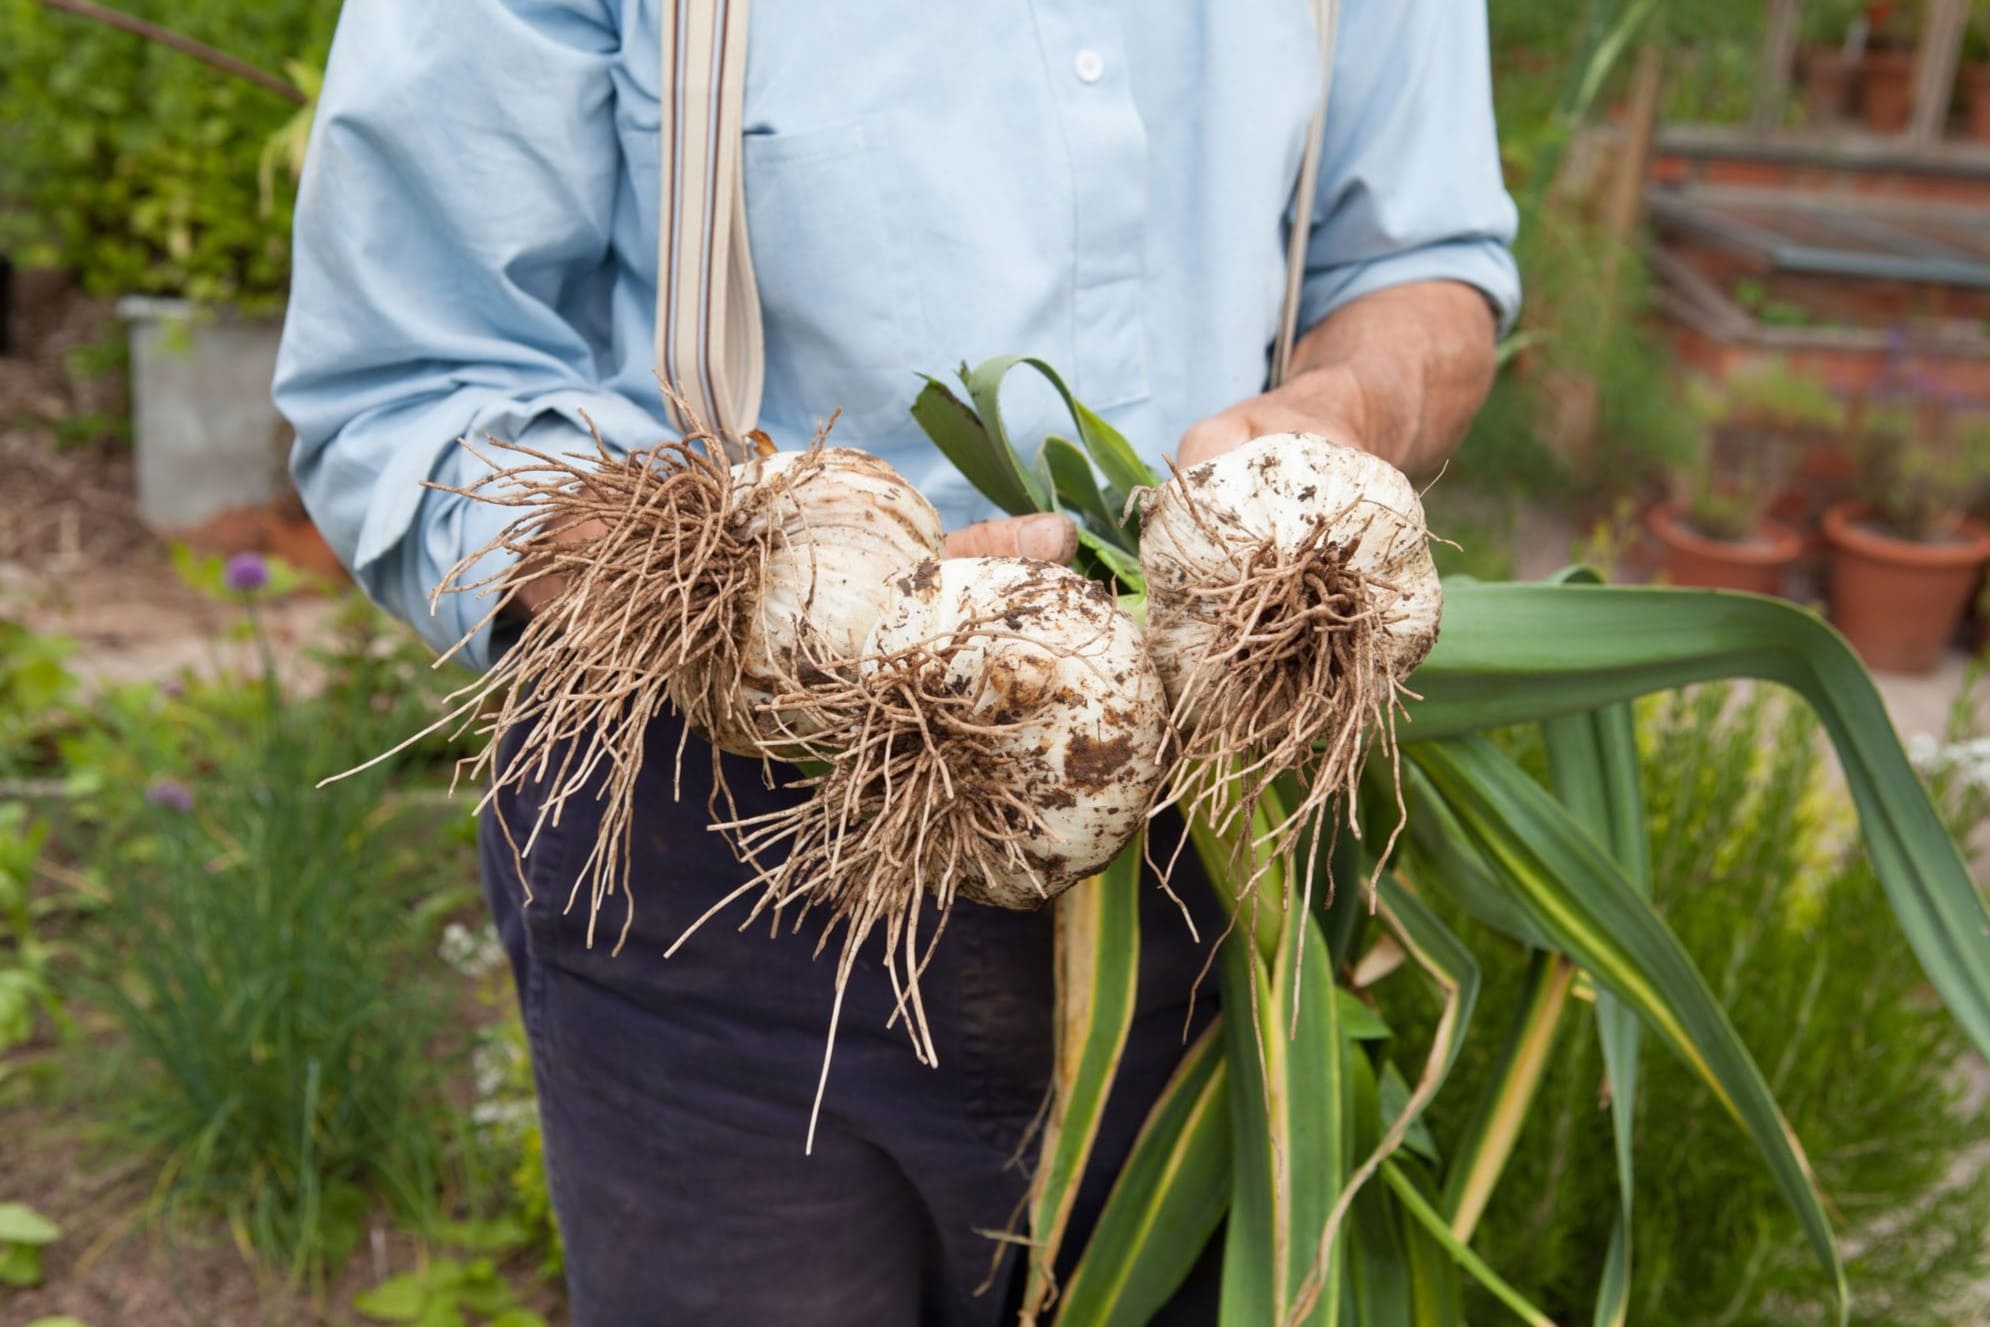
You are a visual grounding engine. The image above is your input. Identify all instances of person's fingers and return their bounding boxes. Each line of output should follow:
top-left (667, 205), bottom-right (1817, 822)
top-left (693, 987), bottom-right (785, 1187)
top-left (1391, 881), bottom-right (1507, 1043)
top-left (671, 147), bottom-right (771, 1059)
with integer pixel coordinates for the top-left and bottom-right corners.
top-left (943, 512), bottom-right (1078, 563)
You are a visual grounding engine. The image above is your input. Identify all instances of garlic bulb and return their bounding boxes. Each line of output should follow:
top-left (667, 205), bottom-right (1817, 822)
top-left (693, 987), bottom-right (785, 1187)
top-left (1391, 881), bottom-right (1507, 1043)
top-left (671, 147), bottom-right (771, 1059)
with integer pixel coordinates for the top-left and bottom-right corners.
top-left (860, 556), bottom-right (1169, 908)
top-left (1137, 432), bottom-right (1442, 899)
top-left (1141, 433), bottom-right (1441, 730)
top-left (676, 446), bottom-right (946, 755)
top-left (714, 553), bottom-right (1169, 1124)
top-left (371, 417), bottom-right (943, 960)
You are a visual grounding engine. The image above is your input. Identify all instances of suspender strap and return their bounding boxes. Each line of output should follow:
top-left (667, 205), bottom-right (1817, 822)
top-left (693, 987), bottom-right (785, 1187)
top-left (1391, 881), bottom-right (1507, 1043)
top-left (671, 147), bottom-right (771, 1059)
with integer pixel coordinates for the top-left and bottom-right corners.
top-left (657, 0), bottom-right (762, 454)
top-left (1271, 0), bottom-right (1341, 390)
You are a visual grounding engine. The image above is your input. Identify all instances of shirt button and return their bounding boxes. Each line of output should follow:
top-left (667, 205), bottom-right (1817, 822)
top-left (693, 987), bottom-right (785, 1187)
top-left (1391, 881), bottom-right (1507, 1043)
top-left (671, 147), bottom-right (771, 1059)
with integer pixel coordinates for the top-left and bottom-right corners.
top-left (1073, 49), bottom-right (1105, 84)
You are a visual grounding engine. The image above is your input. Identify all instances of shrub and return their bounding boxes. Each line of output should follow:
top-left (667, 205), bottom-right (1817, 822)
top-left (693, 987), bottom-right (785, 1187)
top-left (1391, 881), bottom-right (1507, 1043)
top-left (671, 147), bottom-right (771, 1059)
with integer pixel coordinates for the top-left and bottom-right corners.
top-left (0, 0), bottom-right (338, 307)
top-left (1401, 683), bottom-right (1990, 1326)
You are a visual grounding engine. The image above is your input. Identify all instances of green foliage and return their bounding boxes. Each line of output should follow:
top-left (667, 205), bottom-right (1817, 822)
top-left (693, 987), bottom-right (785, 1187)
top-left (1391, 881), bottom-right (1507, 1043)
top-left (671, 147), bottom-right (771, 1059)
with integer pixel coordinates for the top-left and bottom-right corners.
top-left (0, 804), bottom-right (66, 1055)
top-left (460, 1000), bottom-right (562, 1280)
top-left (1674, 361), bottom-right (1841, 543)
top-left (65, 595), bottom-right (475, 1276)
top-left (1856, 405), bottom-right (1990, 542)
top-left (354, 1254), bottom-right (547, 1327)
top-left (0, 622), bottom-right (79, 778)
top-left (1661, 38), bottom-right (1764, 125)
top-left (1474, 208), bottom-right (1698, 500)
top-left (0, 0), bottom-right (337, 306)
top-left (1801, 0), bottom-right (1872, 45)
top-left (1681, 483), bottom-right (1761, 541)
top-left (1733, 278), bottom-right (1820, 329)
top-left (1717, 360), bottom-right (1847, 433)
top-left (0, 1201), bottom-right (61, 1288)
top-left (1411, 684), bottom-right (1990, 1326)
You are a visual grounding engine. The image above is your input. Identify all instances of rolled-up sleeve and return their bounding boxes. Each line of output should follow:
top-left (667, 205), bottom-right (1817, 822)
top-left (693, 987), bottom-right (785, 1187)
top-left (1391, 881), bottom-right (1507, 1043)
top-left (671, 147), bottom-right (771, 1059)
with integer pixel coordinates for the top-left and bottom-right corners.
top-left (274, 0), bottom-right (665, 670)
top-left (1296, 0), bottom-right (1522, 337)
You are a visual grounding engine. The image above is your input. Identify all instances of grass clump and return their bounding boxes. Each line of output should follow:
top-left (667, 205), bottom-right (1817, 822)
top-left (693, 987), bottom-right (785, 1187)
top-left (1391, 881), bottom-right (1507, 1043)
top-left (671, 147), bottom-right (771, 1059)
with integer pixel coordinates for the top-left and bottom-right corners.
top-left (60, 590), bottom-right (482, 1280)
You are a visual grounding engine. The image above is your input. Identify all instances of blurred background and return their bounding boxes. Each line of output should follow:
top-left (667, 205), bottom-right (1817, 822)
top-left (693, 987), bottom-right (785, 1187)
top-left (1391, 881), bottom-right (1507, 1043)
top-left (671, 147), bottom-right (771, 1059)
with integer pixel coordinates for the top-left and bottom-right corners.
top-left (5, 2), bottom-right (1990, 1325)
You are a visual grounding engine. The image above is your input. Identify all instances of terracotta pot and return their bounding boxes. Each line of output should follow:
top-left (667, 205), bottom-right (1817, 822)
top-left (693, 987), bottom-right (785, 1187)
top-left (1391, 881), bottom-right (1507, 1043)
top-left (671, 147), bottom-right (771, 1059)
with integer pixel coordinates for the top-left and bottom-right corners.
top-left (1962, 63), bottom-right (1990, 142)
top-left (1647, 504), bottom-right (1803, 596)
top-left (1822, 501), bottom-right (1990, 674)
top-left (1802, 46), bottom-right (1856, 123)
top-left (1860, 49), bottom-right (1916, 133)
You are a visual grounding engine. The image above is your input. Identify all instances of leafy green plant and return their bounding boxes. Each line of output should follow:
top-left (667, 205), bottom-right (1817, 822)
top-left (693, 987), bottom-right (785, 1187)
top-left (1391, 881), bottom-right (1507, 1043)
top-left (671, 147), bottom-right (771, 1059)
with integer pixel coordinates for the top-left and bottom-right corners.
top-left (1415, 682), bottom-right (1990, 1326)
top-left (1672, 366), bottom-right (1835, 543)
top-left (72, 564), bottom-right (474, 1276)
top-left (469, 1014), bottom-right (564, 1281)
top-left (1465, 206), bottom-right (1698, 501)
top-left (355, 1253), bottom-right (546, 1327)
top-left (912, 353), bottom-right (1990, 1327)
top-left (1717, 360), bottom-right (1847, 435)
top-left (0, 805), bottom-right (66, 1054)
top-left (1800, 0), bottom-right (1871, 45)
top-left (1733, 278), bottom-right (1820, 329)
top-left (1855, 403), bottom-right (1990, 542)
top-left (0, 0), bottom-right (336, 306)
top-left (1681, 481), bottom-right (1762, 542)
top-left (0, 621), bottom-right (79, 778)
top-left (0, 1201), bottom-right (61, 1288)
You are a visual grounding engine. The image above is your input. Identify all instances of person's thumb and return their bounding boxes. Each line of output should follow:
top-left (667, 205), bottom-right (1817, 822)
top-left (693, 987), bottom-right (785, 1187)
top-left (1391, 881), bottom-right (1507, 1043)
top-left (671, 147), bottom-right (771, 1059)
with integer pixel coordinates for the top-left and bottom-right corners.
top-left (942, 512), bottom-right (1077, 563)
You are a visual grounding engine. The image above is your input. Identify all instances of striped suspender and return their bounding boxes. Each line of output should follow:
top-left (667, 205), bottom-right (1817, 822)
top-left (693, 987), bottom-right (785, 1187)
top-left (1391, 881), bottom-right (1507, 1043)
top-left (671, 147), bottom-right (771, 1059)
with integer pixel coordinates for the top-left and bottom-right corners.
top-left (657, 0), bottom-right (762, 456)
top-left (656, 0), bottom-right (1337, 442)
top-left (1271, 0), bottom-right (1341, 390)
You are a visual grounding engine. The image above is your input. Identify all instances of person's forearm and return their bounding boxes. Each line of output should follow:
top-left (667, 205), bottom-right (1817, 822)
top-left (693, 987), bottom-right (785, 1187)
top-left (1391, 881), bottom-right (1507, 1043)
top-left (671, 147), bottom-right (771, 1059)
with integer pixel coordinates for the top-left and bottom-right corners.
top-left (1289, 281), bottom-right (1498, 476)
top-left (1177, 279), bottom-right (1500, 477)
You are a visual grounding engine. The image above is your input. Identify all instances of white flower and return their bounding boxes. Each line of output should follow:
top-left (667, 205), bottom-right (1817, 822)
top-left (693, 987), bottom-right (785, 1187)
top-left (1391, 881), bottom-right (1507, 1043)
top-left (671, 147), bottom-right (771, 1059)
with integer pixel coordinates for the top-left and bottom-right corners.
top-left (439, 921), bottom-right (505, 978)
top-left (471, 1097), bottom-right (537, 1132)
top-left (1907, 733), bottom-right (1990, 794)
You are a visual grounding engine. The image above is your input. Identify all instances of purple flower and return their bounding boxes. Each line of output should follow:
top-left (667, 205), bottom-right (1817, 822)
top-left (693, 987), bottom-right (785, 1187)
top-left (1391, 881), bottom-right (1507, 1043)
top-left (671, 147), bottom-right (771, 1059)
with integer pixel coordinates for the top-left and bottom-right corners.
top-left (145, 778), bottom-right (195, 814)
top-left (224, 552), bottom-right (269, 594)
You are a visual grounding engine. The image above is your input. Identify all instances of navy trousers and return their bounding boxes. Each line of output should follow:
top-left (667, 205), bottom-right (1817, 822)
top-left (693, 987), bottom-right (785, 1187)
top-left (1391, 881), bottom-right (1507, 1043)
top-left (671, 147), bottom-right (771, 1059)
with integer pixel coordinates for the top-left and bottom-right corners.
top-left (481, 712), bottom-right (1223, 1326)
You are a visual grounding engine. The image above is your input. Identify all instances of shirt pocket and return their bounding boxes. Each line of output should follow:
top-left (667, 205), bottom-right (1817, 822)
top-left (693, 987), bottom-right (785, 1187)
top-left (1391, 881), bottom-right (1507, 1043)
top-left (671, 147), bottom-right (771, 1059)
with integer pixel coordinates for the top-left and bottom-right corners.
top-left (742, 116), bottom-right (927, 438)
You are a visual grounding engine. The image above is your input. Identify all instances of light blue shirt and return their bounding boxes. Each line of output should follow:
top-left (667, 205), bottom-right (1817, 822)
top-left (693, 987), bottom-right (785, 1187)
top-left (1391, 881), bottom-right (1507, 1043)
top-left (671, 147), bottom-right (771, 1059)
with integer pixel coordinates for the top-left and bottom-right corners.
top-left (275, 0), bottom-right (1519, 670)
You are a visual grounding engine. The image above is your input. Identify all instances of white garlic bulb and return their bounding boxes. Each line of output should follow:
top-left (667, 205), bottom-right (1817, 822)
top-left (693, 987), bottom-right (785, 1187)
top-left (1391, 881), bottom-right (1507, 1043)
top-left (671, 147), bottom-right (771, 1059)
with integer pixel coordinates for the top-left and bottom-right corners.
top-left (676, 446), bottom-right (946, 755)
top-left (862, 556), bottom-right (1169, 908)
top-left (1140, 432), bottom-right (1442, 731)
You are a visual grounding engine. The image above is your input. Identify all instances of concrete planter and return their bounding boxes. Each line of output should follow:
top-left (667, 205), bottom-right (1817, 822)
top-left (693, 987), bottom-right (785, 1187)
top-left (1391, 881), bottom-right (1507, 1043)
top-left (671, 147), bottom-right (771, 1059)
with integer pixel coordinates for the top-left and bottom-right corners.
top-left (116, 296), bottom-right (287, 533)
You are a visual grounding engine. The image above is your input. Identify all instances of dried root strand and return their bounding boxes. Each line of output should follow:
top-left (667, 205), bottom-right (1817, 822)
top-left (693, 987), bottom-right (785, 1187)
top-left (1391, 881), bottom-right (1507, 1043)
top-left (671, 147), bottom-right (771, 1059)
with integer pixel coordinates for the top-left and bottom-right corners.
top-left (1153, 476), bottom-right (1422, 934)
top-left (709, 622), bottom-right (1075, 1149)
top-left (334, 393), bottom-right (831, 955)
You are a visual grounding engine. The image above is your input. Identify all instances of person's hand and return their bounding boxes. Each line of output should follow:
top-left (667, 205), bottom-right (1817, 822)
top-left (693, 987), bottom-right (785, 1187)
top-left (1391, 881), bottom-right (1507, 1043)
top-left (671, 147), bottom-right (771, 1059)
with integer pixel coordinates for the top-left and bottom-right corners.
top-left (1176, 361), bottom-right (1375, 472)
top-left (943, 512), bottom-right (1077, 562)
top-left (1176, 281), bottom-right (1498, 479)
